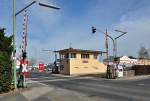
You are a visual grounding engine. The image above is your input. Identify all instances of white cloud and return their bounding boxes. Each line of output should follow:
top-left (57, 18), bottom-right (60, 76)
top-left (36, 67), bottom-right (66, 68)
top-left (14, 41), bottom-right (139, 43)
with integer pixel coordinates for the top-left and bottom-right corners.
top-left (112, 5), bottom-right (150, 57)
top-left (24, 0), bottom-right (150, 64)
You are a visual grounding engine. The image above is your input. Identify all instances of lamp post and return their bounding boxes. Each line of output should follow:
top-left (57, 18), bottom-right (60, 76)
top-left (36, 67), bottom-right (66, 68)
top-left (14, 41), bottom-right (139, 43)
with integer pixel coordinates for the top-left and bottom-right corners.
top-left (12, 0), bottom-right (60, 89)
top-left (12, 0), bottom-right (17, 89)
top-left (114, 29), bottom-right (127, 58)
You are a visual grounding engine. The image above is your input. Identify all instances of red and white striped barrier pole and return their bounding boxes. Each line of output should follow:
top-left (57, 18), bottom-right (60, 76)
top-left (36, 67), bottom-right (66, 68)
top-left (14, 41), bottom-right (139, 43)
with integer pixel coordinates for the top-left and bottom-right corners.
top-left (20, 10), bottom-right (28, 87)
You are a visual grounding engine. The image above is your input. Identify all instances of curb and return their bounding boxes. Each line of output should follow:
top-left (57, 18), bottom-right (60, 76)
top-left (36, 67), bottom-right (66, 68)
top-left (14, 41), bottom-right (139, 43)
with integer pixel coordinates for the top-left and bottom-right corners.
top-left (114, 75), bottom-right (150, 81)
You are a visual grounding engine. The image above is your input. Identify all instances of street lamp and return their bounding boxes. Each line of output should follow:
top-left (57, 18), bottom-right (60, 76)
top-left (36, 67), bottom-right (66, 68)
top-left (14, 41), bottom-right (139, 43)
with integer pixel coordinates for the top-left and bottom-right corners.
top-left (39, 3), bottom-right (60, 10)
top-left (114, 29), bottom-right (127, 58)
top-left (16, 1), bottom-right (60, 16)
top-left (12, 0), bottom-right (60, 89)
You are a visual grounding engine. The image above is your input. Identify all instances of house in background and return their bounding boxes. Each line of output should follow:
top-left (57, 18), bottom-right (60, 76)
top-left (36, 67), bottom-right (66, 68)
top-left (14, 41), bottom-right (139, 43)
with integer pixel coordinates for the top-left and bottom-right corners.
top-left (120, 56), bottom-right (150, 66)
top-left (136, 59), bottom-right (150, 65)
top-left (56, 48), bottom-right (107, 75)
top-left (119, 56), bottom-right (137, 67)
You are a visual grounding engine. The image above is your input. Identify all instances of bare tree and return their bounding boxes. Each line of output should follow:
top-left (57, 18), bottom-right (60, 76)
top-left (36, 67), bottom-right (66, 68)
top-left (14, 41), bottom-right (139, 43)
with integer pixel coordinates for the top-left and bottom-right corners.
top-left (138, 46), bottom-right (149, 59)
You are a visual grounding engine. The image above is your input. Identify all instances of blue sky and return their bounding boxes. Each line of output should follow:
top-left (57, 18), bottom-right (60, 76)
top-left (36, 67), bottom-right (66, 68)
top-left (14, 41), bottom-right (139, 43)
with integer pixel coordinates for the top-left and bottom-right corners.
top-left (0, 0), bottom-right (150, 63)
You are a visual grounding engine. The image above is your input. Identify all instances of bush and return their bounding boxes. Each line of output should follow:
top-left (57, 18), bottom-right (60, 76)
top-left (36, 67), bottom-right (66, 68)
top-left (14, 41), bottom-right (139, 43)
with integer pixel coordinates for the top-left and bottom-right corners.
top-left (0, 28), bottom-right (13, 93)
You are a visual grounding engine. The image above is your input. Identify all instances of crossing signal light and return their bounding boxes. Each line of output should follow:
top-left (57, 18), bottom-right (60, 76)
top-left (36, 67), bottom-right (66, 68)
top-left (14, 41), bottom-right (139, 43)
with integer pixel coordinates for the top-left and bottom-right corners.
top-left (92, 26), bottom-right (96, 33)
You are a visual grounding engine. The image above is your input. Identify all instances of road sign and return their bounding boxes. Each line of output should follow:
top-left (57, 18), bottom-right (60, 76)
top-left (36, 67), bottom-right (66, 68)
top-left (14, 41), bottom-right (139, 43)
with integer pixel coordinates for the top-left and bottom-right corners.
top-left (18, 58), bottom-right (29, 76)
top-left (38, 63), bottom-right (44, 72)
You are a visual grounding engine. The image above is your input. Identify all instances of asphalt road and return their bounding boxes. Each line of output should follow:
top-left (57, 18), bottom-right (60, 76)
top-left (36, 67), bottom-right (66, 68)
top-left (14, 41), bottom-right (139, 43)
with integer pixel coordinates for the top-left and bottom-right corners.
top-left (28, 72), bottom-right (150, 101)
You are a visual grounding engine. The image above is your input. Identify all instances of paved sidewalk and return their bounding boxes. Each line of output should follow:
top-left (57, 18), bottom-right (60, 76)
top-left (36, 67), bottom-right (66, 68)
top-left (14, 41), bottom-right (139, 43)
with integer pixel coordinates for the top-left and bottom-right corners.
top-left (0, 89), bottom-right (29, 101)
top-left (0, 82), bottom-right (53, 101)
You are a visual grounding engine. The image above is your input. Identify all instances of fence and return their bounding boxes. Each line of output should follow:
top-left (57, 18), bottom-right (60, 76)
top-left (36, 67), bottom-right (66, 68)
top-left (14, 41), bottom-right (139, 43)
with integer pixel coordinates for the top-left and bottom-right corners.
top-left (132, 65), bottom-right (150, 75)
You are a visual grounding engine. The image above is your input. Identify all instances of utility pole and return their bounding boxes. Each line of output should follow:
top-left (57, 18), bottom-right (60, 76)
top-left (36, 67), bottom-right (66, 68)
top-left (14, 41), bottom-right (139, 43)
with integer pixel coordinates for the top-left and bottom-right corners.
top-left (105, 29), bottom-right (109, 62)
top-left (105, 29), bottom-right (109, 79)
top-left (12, 0), bottom-right (17, 89)
top-left (105, 29), bottom-right (111, 79)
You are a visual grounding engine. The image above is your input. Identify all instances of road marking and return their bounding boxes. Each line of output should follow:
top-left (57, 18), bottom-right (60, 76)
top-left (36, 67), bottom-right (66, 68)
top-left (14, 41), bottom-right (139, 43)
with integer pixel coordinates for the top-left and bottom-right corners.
top-left (37, 82), bottom-right (49, 87)
top-left (27, 77), bottom-right (96, 83)
top-left (79, 82), bottom-right (112, 88)
top-left (137, 83), bottom-right (145, 86)
top-left (103, 85), bottom-right (112, 88)
top-left (29, 76), bottom-right (57, 79)
top-left (26, 78), bottom-right (70, 83)
top-left (31, 78), bottom-right (39, 80)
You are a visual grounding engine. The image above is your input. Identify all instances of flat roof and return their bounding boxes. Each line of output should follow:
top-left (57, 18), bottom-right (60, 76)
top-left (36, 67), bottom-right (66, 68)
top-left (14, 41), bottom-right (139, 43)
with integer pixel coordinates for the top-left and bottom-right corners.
top-left (55, 48), bottom-right (106, 54)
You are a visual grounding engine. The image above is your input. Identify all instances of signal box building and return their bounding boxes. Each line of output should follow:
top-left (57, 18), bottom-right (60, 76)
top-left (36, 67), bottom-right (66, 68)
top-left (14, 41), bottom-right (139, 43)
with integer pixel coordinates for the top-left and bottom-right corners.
top-left (56, 48), bottom-right (107, 75)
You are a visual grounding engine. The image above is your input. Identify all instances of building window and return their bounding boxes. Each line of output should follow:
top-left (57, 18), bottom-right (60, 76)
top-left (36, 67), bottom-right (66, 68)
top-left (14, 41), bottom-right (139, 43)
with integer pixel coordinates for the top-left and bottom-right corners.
top-left (65, 53), bottom-right (69, 59)
top-left (60, 54), bottom-right (65, 59)
top-left (81, 54), bottom-right (89, 59)
top-left (94, 54), bottom-right (98, 59)
top-left (82, 60), bottom-right (88, 63)
top-left (71, 53), bottom-right (76, 58)
top-left (74, 67), bottom-right (79, 68)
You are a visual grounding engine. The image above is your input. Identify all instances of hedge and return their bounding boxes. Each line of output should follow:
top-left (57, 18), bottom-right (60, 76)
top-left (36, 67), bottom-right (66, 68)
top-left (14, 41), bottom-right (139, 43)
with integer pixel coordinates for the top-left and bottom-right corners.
top-left (0, 28), bottom-right (13, 93)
